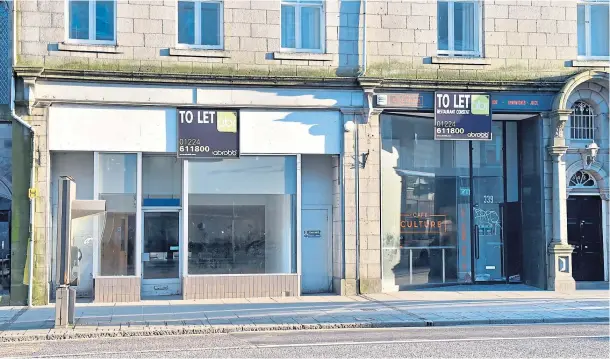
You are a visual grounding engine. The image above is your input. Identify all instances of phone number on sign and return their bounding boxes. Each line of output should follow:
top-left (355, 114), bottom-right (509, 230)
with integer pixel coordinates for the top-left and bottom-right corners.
top-left (179, 139), bottom-right (210, 153)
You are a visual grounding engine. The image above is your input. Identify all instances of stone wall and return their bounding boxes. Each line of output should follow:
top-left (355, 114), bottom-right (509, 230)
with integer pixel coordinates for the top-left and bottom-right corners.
top-left (17, 0), bottom-right (361, 77)
top-left (17, 1), bottom-right (608, 81)
top-left (341, 111), bottom-right (382, 294)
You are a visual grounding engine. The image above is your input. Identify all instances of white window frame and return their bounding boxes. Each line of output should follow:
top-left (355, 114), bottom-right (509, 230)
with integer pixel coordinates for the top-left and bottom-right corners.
top-left (577, 0), bottom-right (610, 60)
top-left (65, 0), bottom-right (117, 45)
top-left (176, 0), bottom-right (224, 50)
top-left (437, 0), bottom-right (483, 58)
top-left (280, 0), bottom-right (326, 53)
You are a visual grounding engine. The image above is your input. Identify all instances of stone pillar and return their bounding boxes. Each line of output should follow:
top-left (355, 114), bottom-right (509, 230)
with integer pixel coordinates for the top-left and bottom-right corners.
top-left (547, 110), bottom-right (576, 292)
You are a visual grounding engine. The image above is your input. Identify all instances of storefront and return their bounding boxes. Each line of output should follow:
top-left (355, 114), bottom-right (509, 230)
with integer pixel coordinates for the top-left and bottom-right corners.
top-left (378, 91), bottom-right (559, 290)
top-left (42, 83), bottom-right (358, 302)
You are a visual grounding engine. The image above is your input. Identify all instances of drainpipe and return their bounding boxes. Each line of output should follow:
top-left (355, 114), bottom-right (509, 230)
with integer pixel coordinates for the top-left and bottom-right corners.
top-left (357, 0), bottom-right (368, 77)
top-left (354, 122), bottom-right (361, 295)
top-left (10, 0), bottom-right (36, 307)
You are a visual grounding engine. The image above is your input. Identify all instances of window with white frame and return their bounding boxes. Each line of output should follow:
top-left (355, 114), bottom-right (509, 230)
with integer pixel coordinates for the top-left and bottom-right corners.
top-left (570, 101), bottom-right (596, 140)
top-left (281, 0), bottom-right (325, 52)
top-left (437, 0), bottom-right (482, 57)
top-left (577, 0), bottom-right (610, 59)
top-left (67, 0), bottom-right (116, 44)
top-left (178, 0), bottom-right (223, 48)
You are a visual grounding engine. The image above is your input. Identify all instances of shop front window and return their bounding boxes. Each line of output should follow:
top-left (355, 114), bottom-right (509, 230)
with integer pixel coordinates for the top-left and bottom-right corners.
top-left (381, 115), bottom-right (470, 287)
top-left (187, 156), bottom-right (297, 275)
top-left (381, 114), bottom-right (520, 288)
top-left (98, 153), bottom-right (136, 276)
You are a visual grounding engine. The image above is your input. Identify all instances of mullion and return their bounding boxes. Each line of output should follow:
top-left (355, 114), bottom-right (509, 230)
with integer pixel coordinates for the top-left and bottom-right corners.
top-left (89, 0), bottom-right (96, 41)
top-left (195, 1), bottom-right (202, 46)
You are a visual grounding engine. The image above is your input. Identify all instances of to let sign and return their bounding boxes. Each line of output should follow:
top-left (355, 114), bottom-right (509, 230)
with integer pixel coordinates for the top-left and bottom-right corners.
top-left (434, 92), bottom-right (492, 141)
top-left (176, 109), bottom-right (239, 158)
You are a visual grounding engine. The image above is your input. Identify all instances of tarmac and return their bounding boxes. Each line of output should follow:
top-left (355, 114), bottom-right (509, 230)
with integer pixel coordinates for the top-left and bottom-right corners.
top-left (0, 284), bottom-right (608, 342)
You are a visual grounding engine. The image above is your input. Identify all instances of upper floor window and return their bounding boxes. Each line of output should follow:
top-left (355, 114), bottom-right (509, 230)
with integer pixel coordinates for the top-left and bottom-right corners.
top-left (178, 0), bottom-right (223, 49)
top-left (437, 0), bottom-right (482, 57)
top-left (68, 0), bottom-right (116, 44)
top-left (570, 101), bottom-right (596, 140)
top-left (281, 0), bottom-right (324, 52)
top-left (577, 0), bottom-right (609, 59)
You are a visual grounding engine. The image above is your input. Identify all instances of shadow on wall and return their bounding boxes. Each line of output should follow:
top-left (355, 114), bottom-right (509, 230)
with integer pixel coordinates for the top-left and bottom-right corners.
top-left (337, 0), bottom-right (362, 77)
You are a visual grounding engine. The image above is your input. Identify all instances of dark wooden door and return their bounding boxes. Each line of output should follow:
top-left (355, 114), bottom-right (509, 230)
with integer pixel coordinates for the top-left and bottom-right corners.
top-left (567, 196), bottom-right (604, 281)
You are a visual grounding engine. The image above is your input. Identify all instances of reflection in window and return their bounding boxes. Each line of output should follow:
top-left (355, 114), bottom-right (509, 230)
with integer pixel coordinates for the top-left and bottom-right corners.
top-left (577, 0), bottom-right (610, 58)
top-left (98, 154), bottom-right (136, 276)
top-left (178, 0), bottom-right (223, 48)
top-left (68, 0), bottom-right (115, 43)
top-left (142, 155), bottom-right (182, 205)
top-left (188, 157), bottom-right (297, 275)
top-left (437, 0), bottom-right (481, 57)
top-left (281, 0), bottom-right (324, 51)
top-left (381, 115), bottom-right (470, 287)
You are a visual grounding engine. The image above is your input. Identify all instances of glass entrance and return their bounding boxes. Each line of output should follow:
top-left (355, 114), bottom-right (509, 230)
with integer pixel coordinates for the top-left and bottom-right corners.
top-left (381, 114), bottom-right (521, 288)
top-left (142, 211), bottom-right (181, 296)
top-left (471, 123), bottom-right (505, 282)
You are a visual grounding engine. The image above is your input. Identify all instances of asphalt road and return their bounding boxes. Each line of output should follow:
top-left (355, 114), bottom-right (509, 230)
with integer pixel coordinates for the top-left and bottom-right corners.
top-left (0, 323), bottom-right (608, 358)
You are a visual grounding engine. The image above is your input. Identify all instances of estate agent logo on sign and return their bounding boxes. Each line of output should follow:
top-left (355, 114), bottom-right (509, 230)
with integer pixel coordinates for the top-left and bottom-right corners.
top-left (434, 92), bottom-right (492, 141)
top-left (177, 109), bottom-right (239, 158)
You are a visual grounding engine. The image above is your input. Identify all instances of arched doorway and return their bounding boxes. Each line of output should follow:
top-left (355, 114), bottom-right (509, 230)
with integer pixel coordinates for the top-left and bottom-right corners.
top-left (566, 167), bottom-right (608, 282)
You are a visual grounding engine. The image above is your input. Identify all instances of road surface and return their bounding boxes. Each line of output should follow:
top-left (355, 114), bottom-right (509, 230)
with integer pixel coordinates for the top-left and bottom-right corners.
top-left (0, 323), bottom-right (608, 358)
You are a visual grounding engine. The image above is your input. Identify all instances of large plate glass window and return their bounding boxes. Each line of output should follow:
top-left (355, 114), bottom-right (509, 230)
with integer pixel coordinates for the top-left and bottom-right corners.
top-left (178, 0), bottom-right (223, 49)
top-left (98, 153), bottom-right (137, 276)
top-left (68, 0), bottom-right (116, 44)
top-left (381, 114), bottom-right (471, 288)
top-left (50, 152), bottom-right (95, 298)
top-left (577, 0), bottom-right (610, 59)
top-left (188, 156), bottom-right (297, 275)
top-left (437, 0), bottom-right (482, 57)
top-left (281, 0), bottom-right (324, 52)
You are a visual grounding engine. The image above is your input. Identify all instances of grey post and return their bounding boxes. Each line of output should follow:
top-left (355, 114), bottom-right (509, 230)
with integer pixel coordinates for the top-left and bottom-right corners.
top-left (54, 176), bottom-right (105, 328)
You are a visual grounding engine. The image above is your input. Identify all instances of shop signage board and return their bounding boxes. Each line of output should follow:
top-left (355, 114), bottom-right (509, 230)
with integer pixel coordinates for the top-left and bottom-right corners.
top-left (176, 109), bottom-right (239, 158)
top-left (434, 92), bottom-right (492, 141)
top-left (375, 92), bottom-right (553, 112)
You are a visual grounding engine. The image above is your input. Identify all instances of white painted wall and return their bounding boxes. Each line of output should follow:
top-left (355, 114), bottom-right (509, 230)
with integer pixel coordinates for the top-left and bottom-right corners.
top-left (36, 81), bottom-right (364, 109)
top-left (49, 105), bottom-right (341, 155)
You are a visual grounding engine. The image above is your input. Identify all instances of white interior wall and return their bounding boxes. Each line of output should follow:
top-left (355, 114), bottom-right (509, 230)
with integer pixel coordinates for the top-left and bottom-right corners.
top-left (188, 194), bottom-right (292, 274)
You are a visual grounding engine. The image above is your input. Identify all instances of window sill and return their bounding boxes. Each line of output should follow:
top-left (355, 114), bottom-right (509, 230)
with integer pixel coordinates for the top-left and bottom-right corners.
top-left (168, 48), bottom-right (230, 58)
top-left (58, 42), bottom-right (122, 53)
top-left (570, 59), bottom-right (609, 67)
top-left (273, 52), bottom-right (333, 61)
top-left (431, 56), bottom-right (491, 65)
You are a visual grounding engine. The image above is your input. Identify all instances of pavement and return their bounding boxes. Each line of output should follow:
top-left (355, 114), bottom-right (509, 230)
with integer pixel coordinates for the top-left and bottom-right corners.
top-left (0, 284), bottom-right (608, 342)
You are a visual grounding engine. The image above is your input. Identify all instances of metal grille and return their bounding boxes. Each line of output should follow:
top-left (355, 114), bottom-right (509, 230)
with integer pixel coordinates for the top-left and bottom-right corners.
top-left (0, 1), bottom-right (11, 105)
top-left (570, 101), bottom-right (596, 140)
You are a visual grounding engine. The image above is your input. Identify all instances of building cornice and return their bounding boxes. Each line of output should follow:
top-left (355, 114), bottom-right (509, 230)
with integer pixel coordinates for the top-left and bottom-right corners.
top-left (15, 67), bottom-right (360, 89)
top-left (14, 67), bottom-right (566, 93)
